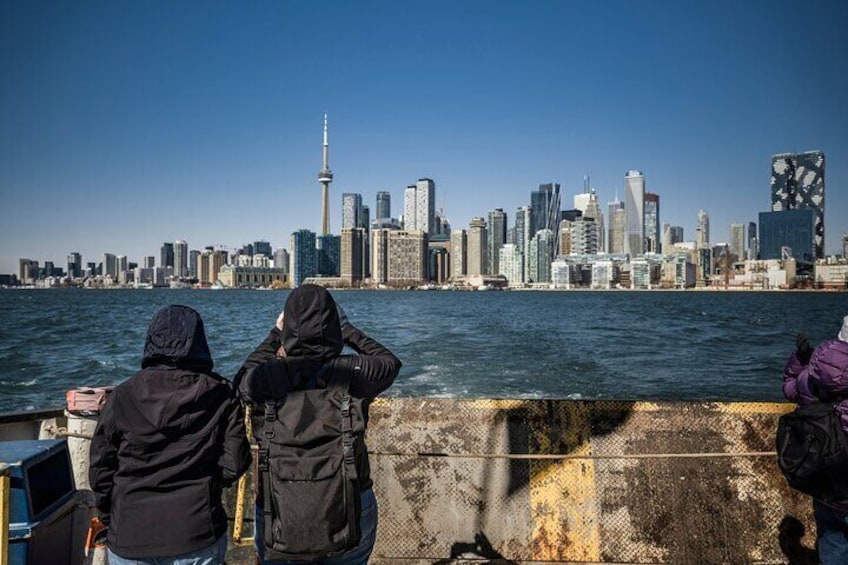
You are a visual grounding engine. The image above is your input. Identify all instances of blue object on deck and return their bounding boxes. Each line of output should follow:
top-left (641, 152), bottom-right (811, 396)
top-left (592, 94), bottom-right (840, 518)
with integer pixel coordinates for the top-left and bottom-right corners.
top-left (0, 439), bottom-right (78, 565)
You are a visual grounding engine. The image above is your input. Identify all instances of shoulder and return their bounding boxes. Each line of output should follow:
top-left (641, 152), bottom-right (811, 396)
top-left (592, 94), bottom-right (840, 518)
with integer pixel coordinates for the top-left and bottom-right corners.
top-left (812, 339), bottom-right (848, 368)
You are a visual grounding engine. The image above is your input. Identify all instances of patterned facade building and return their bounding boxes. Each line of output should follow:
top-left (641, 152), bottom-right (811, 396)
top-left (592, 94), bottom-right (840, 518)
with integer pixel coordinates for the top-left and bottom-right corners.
top-left (624, 171), bottom-right (645, 256)
top-left (771, 151), bottom-right (825, 259)
top-left (387, 230), bottom-right (427, 286)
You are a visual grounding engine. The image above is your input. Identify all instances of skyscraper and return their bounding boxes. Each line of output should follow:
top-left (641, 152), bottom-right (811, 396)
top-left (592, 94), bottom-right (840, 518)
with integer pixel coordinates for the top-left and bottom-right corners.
top-left (273, 248), bottom-right (289, 275)
top-left (316, 234), bottom-right (340, 276)
top-left (729, 223), bottom-right (746, 260)
top-left (67, 252), bottom-right (82, 279)
top-left (528, 229), bottom-right (554, 283)
top-left (291, 229), bottom-right (317, 286)
top-left (404, 178), bottom-right (436, 234)
top-left (624, 170), bottom-right (645, 256)
top-left (771, 151), bottom-right (825, 259)
top-left (450, 229), bottom-right (467, 279)
top-left (487, 208), bottom-right (507, 276)
top-left (318, 114), bottom-right (333, 235)
top-left (103, 253), bottom-right (117, 279)
top-left (387, 230), bottom-right (427, 285)
top-left (254, 241), bottom-right (272, 259)
top-left (644, 192), bottom-right (660, 253)
top-left (531, 183), bottom-right (561, 247)
top-left (189, 250), bottom-right (200, 279)
top-left (376, 191), bottom-right (391, 220)
top-left (747, 222), bottom-right (758, 260)
top-left (581, 190), bottom-right (604, 253)
top-left (498, 243), bottom-right (522, 285)
top-left (514, 206), bottom-right (532, 279)
top-left (696, 210), bottom-right (710, 249)
top-left (174, 240), bottom-right (188, 278)
top-left (340, 228), bottom-right (364, 285)
top-left (160, 242), bottom-right (174, 269)
top-left (342, 193), bottom-right (363, 230)
top-left (607, 197), bottom-right (624, 254)
top-left (758, 210), bottom-right (815, 261)
top-left (467, 217), bottom-right (488, 276)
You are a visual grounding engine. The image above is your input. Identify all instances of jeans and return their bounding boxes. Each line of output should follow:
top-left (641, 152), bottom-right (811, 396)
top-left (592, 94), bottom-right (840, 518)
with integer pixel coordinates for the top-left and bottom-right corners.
top-left (106, 535), bottom-right (228, 565)
top-left (255, 488), bottom-right (377, 565)
top-left (814, 500), bottom-right (848, 564)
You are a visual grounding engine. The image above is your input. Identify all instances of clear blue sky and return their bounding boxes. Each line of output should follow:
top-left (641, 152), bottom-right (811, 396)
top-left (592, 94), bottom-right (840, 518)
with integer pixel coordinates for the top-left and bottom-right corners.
top-left (2, 0), bottom-right (847, 274)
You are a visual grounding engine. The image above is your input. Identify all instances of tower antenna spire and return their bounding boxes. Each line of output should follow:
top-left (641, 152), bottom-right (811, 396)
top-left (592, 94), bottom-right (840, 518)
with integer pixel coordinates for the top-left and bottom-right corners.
top-left (318, 113), bottom-right (333, 234)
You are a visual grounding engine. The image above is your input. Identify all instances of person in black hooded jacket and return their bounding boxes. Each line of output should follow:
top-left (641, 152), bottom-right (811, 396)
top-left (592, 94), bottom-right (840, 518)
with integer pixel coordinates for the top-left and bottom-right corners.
top-left (235, 284), bottom-right (401, 565)
top-left (89, 304), bottom-right (251, 565)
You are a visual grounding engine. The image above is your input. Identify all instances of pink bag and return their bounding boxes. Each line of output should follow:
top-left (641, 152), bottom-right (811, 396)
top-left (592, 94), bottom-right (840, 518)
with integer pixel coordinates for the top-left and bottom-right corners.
top-left (66, 386), bottom-right (113, 415)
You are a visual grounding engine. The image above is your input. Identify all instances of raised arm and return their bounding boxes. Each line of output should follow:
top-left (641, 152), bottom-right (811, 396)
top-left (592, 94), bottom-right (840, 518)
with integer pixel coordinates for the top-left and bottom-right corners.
top-left (233, 310), bottom-right (285, 389)
top-left (342, 323), bottom-right (402, 399)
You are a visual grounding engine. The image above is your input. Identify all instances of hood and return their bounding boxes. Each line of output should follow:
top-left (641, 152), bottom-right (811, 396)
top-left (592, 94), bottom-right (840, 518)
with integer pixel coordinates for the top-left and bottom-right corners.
top-left (142, 305), bottom-right (213, 371)
top-left (281, 285), bottom-right (343, 360)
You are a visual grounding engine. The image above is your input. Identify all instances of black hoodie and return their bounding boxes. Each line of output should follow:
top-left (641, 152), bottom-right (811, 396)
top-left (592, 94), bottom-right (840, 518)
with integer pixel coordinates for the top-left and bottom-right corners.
top-left (236, 285), bottom-right (401, 490)
top-left (89, 305), bottom-right (251, 559)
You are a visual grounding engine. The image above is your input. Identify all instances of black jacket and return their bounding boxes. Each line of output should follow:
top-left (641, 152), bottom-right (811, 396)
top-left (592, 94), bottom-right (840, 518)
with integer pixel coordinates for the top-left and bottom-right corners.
top-left (89, 305), bottom-right (251, 559)
top-left (235, 285), bottom-right (401, 491)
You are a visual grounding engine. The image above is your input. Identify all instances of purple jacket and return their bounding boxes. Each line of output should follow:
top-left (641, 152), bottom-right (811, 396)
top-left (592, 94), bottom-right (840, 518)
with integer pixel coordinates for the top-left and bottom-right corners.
top-left (783, 338), bottom-right (848, 433)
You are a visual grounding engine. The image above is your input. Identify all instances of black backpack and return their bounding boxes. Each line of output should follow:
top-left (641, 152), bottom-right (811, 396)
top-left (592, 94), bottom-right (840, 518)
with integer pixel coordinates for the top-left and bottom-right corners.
top-left (255, 366), bottom-right (366, 561)
top-left (776, 402), bottom-right (848, 503)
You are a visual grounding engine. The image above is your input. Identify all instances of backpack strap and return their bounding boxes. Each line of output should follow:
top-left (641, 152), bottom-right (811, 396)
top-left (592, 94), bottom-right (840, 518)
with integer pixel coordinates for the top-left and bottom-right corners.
top-left (259, 400), bottom-right (276, 549)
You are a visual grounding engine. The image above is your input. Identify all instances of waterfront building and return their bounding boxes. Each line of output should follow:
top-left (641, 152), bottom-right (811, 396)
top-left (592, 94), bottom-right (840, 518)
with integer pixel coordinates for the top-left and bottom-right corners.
top-left (18, 259), bottom-right (37, 284)
top-left (729, 223), bottom-right (746, 260)
top-left (591, 261), bottom-right (616, 289)
top-left (160, 242), bottom-right (174, 269)
top-left (316, 234), bottom-right (340, 277)
top-left (747, 222), bottom-right (758, 260)
top-left (514, 206), bottom-right (532, 282)
top-left (758, 209), bottom-right (816, 262)
top-left (662, 255), bottom-right (696, 289)
top-left (488, 208), bottom-right (507, 276)
top-left (185, 251), bottom-right (197, 279)
top-left (551, 258), bottom-right (577, 289)
top-left (498, 243), bottom-right (522, 285)
top-left (531, 183), bottom-right (561, 261)
top-left (428, 235), bottom-right (450, 284)
top-left (341, 228), bottom-right (365, 285)
top-left (290, 229), bottom-right (317, 286)
top-left (371, 228), bottom-right (390, 284)
top-left (237, 254), bottom-right (252, 267)
top-left (815, 263), bottom-right (848, 290)
top-left (696, 210), bottom-right (710, 249)
top-left (581, 190), bottom-right (604, 253)
top-left (376, 191), bottom-right (391, 221)
top-left (696, 248), bottom-right (712, 284)
top-left (624, 171), bottom-right (645, 257)
top-left (116, 255), bottom-right (128, 276)
top-left (252, 255), bottom-right (270, 268)
top-left (318, 114), bottom-right (333, 235)
top-left (467, 217), bottom-right (488, 276)
top-left (66, 252), bottom-right (82, 279)
top-left (571, 218), bottom-right (600, 255)
top-left (387, 230), bottom-right (427, 286)
top-left (607, 197), bottom-right (624, 254)
top-left (771, 151), bottom-right (825, 259)
top-left (273, 248), bottom-right (289, 275)
top-left (662, 225), bottom-right (683, 251)
top-left (631, 259), bottom-right (650, 289)
top-left (403, 178), bottom-right (436, 234)
top-left (173, 240), bottom-right (188, 278)
top-left (450, 229), bottom-right (468, 279)
top-left (528, 229), bottom-right (554, 283)
top-left (644, 192), bottom-right (660, 253)
top-left (218, 265), bottom-right (286, 288)
top-left (342, 193), bottom-right (363, 230)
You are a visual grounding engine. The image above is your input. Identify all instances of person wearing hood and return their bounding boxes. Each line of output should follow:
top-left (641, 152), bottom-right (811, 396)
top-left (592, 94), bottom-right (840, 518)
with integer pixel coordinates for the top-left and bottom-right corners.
top-left (235, 284), bottom-right (401, 565)
top-left (783, 315), bottom-right (848, 564)
top-left (89, 305), bottom-right (251, 565)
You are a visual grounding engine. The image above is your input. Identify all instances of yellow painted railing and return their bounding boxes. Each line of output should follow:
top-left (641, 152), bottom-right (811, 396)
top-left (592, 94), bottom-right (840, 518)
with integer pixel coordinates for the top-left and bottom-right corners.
top-left (0, 463), bottom-right (9, 565)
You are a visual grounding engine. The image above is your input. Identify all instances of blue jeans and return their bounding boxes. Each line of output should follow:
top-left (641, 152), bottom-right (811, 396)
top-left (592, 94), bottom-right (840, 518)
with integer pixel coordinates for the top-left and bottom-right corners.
top-left (106, 535), bottom-right (227, 565)
top-left (255, 488), bottom-right (377, 565)
top-left (814, 500), bottom-right (848, 564)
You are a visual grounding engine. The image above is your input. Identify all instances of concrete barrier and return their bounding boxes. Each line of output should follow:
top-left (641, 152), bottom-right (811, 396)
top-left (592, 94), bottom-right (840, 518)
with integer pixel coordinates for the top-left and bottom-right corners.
top-left (363, 399), bottom-right (815, 564)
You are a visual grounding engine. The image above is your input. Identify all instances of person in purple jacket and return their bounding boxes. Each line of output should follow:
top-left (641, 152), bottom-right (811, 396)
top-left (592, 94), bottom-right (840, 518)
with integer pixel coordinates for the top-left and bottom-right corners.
top-left (783, 315), bottom-right (848, 564)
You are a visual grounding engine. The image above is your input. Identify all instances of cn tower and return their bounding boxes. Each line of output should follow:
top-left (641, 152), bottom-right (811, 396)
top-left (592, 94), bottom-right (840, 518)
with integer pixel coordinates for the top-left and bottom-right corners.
top-left (317, 113), bottom-right (333, 235)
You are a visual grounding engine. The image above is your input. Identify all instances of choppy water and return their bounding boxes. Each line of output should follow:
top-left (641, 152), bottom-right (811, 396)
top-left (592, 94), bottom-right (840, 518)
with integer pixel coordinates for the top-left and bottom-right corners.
top-left (0, 288), bottom-right (845, 411)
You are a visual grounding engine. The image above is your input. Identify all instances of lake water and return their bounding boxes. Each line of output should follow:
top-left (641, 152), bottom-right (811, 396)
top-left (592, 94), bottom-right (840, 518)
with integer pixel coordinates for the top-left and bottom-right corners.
top-left (1, 288), bottom-right (845, 412)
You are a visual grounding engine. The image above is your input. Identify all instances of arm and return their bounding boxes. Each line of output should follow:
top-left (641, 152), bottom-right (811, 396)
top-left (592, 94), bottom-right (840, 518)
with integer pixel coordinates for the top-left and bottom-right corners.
top-left (342, 323), bottom-right (402, 399)
top-left (88, 397), bottom-right (120, 526)
top-left (233, 326), bottom-right (282, 389)
top-left (783, 351), bottom-right (819, 404)
top-left (218, 386), bottom-right (252, 486)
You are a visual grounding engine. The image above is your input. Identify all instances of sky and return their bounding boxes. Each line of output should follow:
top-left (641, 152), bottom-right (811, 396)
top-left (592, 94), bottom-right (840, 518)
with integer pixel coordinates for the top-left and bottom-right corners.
top-left (2, 0), bottom-right (847, 274)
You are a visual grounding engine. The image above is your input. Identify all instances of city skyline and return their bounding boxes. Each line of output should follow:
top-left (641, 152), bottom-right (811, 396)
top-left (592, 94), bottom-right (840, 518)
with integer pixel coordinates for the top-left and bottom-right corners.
top-left (2, 1), bottom-right (847, 274)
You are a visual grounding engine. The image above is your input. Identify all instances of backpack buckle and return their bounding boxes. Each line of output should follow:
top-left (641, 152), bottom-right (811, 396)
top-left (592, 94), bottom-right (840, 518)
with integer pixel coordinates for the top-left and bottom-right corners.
top-left (258, 448), bottom-right (269, 472)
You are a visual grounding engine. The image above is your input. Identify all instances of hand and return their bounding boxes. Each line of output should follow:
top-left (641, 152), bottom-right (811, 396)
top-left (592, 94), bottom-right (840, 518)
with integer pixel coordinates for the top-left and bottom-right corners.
top-left (275, 310), bottom-right (285, 331)
top-left (336, 303), bottom-right (350, 329)
top-left (796, 333), bottom-right (813, 364)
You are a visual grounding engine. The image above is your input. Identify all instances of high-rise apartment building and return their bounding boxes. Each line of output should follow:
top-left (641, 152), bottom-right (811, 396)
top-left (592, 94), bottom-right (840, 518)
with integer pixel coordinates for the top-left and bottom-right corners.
top-left (498, 243), bottom-right (522, 285)
top-left (581, 191), bottom-right (604, 253)
top-left (662, 225), bottom-right (683, 251)
top-left (696, 210), bottom-right (710, 249)
top-left (514, 206), bottom-right (532, 277)
top-left (528, 229), bottom-right (554, 283)
top-left (607, 197), bottom-right (625, 254)
top-left (387, 230), bottom-right (427, 285)
top-left (467, 217), bottom-right (488, 276)
top-left (747, 222), bottom-right (758, 260)
top-left (342, 193), bottom-right (363, 230)
top-left (644, 192), bottom-right (660, 253)
top-left (102, 253), bottom-right (117, 279)
top-left (19, 259), bottom-right (38, 284)
top-left (160, 243), bottom-right (174, 269)
top-left (403, 179), bottom-right (436, 234)
top-left (273, 248), bottom-right (289, 275)
top-left (174, 240), bottom-right (188, 278)
top-left (729, 223), bottom-right (746, 260)
top-left (189, 250), bottom-right (200, 279)
top-left (450, 230), bottom-right (467, 279)
top-left (624, 171), bottom-right (645, 256)
top-left (290, 229), bottom-right (317, 287)
top-left (531, 183), bottom-right (561, 256)
top-left (116, 255), bottom-right (128, 275)
top-left (316, 234), bottom-right (340, 276)
top-left (559, 220), bottom-right (573, 255)
top-left (759, 210), bottom-right (815, 262)
top-left (376, 191), bottom-right (391, 221)
top-left (771, 151), bottom-right (825, 259)
top-left (143, 256), bottom-right (156, 269)
top-left (254, 241), bottom-right (272, 259)
top-left (487, 209), bottom-right (507, 276)
top-left (572, 219), bottom-right (600, 255)
top-left (67, 252), bottom-right (82, 279)
top-left (340, 228), bottom-right (364, 285)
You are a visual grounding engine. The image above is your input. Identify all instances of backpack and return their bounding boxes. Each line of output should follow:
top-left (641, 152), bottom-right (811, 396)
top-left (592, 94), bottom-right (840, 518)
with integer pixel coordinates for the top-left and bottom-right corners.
top-left (255, 366), bottom-right (366, 561)
top-left (776, 402), bottom-right (848, 503)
